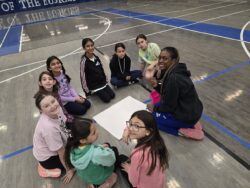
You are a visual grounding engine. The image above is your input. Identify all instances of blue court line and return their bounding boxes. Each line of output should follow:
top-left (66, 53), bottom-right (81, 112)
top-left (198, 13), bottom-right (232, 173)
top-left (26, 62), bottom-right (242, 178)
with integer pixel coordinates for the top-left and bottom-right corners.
top-left (1, 59), bottom-right (250, 160)
top-left (194, 60), bottom-right (250, 84)
top-left (104, 8), bottom-right (250, 42)
top-left (0, 9), bottom-right (102, 56)
top-left (202, 113), bottom-right (250, 150)
top-left (0, 25), bottom-right (22, 56)
top-left (0, 145), bottom-right (33, 161)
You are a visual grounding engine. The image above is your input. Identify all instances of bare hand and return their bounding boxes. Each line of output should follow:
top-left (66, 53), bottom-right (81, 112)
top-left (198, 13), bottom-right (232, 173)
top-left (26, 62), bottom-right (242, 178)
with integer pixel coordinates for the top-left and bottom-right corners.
top-left (102, 143), bottom-right (110, 147)
top-left (122, 128), bottom-right (130, 144)
top-left (149, 78), bottom-right (158, 87)
top-left (126, 76), bottom-right (131, 80)
top-left (121, 162), bottom-right (130, 173)
top-left (61, 169), bottom-right (75, 184)
top-left (147, 104), bottom-right (154, 112)
top-left (79, 96), bottom-right (86, 102)
top-left (145, 66), bottom-right (155, 80)
top-left (75, 96), bottom-right (84, 103)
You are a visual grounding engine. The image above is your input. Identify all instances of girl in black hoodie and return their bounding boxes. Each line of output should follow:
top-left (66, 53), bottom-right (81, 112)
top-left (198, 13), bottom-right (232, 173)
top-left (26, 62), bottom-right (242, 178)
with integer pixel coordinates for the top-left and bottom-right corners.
top-left (109, 43), bottom-right (142, 88)
top-left (147, 47), bottom-right (204, 140)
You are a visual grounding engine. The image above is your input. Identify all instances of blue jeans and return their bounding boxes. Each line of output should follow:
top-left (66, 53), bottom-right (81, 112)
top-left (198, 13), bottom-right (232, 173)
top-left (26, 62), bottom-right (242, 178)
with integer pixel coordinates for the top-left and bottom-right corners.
top-left (152, 112), bottom-right (194, 136)
top-left (111, 70), bottom-right (142, 88)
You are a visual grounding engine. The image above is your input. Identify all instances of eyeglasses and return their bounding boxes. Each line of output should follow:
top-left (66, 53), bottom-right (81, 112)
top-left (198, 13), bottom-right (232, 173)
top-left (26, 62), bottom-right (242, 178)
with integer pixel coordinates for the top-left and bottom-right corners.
top-left (126, 121), bottom-right (146, 131)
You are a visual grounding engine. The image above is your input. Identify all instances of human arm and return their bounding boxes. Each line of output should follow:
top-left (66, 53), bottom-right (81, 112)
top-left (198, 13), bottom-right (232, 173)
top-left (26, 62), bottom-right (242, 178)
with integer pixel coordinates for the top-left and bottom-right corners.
top-left (122, 127), bottom-right (130, 144)
top-left (58, 147), bottom-right (75, 184)
top-left (43, 127), bottom-right (75, 184)
top-left (122, 150), bottom-right (141, 187)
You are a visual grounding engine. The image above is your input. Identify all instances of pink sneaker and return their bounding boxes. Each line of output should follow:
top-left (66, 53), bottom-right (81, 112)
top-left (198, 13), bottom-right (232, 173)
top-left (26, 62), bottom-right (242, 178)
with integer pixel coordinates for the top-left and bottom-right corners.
top-left (38, 163), bottom-right (61, 178)
top-left (178, 122), bottom-right (204, 140)
top-left (99, 173), bottom-right (117, 188)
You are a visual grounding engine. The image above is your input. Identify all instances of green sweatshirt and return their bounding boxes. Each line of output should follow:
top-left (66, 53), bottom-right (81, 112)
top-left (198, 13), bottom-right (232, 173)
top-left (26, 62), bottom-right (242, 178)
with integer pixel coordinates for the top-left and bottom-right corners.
top-left (138, 42), bottom-right (161, 65)
top-left (70, 144), bottom-right (115, 185)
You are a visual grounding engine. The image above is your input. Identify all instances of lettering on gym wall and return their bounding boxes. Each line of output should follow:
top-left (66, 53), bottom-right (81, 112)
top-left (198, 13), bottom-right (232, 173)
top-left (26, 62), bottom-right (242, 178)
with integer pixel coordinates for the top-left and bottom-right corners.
top-left (0, 0), bottom-right (85, 15)
top-left (0, 6), bottom-right (80, 29)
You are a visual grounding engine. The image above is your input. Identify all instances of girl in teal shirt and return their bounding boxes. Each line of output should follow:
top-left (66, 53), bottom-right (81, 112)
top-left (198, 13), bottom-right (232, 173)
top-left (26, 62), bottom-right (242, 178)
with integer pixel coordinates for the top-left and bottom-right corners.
top-left (65, 117), bottom-right (117, 188)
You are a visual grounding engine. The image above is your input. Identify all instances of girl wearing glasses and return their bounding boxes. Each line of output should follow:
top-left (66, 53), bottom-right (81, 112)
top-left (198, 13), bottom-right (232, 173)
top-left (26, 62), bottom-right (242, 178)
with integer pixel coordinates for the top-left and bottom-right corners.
top-left (121, 110), bottom-right (169, 188)
top-left (147, 47), bottom-right (204, 140)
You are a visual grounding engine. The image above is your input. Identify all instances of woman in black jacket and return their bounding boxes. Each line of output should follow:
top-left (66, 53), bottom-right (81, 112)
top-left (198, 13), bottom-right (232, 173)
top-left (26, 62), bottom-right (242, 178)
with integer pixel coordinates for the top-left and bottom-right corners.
top-left (147, 47), bottom-right (204, 140)
top-left (110, 43), bottom-right (142, 88)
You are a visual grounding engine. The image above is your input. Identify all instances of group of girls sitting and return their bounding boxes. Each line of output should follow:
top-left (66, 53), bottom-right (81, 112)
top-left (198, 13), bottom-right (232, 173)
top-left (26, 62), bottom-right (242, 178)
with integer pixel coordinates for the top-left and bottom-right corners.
top-left (32, 33), bottom-right (204, 188)
top-left (33, 93), bottom-right (169, 188)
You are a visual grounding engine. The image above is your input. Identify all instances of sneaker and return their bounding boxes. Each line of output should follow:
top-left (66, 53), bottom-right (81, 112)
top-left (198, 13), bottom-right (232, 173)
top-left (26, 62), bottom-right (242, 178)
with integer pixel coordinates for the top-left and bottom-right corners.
top-left (99, 173), bottom-right (117, 188)
top-left (178, 122), bottom-right (204, 140)
top-left (38, 163), bottom-right (61, 178)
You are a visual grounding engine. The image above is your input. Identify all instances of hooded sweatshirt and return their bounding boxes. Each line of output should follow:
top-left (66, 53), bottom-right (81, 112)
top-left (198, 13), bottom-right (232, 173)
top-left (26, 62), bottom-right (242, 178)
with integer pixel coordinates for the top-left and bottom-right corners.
top-left (70, 144), bottom-right (115, 185)
top-left (154, 63), bottom-right (203, 125)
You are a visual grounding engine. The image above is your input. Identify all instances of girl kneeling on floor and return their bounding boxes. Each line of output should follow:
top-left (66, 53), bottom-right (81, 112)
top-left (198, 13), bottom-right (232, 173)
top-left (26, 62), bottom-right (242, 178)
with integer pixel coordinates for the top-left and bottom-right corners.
top-left (109, 43), bottom-right (142, 88)
top-left (146, 47), bottom-right (204, 140)
top-left (65, 117), bottom-right (117, 188)
top-left (121, 110), bottom-right (169, 188)
top-left (80, 38), bottom-right (115, 103)
top-left (33, 93), bottom-right (75, 183)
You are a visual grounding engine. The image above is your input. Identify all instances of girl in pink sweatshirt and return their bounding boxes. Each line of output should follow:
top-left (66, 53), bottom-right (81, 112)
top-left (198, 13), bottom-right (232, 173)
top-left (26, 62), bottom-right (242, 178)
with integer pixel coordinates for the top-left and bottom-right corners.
top-left (121, 110), bottom-right (169, 188)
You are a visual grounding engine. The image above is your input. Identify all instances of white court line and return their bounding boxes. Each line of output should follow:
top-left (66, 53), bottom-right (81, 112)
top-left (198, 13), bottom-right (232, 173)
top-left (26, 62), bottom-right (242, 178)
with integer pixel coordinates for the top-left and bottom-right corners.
top-left (127, 0), bottom-right (238, 18)
top-left (0, 16), bottom-right (111, 73)
top-left (0, 14), bottom-right (111, 85)
top-left (0, 0), bottom-right (243, 72)
top-left (1, 8), bottom-right (249, 83)
top-left (122, 3), bottom-right (149, 10)
top-left (19, 26), bottom-right (23, 53)
top-left (0, 14), bottom-right (17, 48)
top-left (240, 21), bottom-right (250, 58)
top-left (89, 1), bottom-right (246, 29)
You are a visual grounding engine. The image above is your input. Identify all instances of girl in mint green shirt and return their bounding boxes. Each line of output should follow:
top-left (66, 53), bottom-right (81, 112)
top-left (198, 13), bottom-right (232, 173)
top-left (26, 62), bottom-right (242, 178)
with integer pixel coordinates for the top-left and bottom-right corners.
top-left (136, 34), bottom-right (161, 71)
top-left (65, 117), bottom-right (117, 188)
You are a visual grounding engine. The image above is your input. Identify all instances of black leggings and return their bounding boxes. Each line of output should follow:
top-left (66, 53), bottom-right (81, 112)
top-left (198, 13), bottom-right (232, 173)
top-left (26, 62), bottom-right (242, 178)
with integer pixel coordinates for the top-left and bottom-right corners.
top-left (39, 155), bottom-right (65, 171)
top-left (64, 99), bottom-right (91, 116)
top-left (95, 85), bottom-right (115, 103)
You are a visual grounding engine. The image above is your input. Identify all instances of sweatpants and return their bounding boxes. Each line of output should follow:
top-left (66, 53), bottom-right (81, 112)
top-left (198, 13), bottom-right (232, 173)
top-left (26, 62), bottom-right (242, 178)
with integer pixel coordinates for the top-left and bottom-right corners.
top-left (64, 99), bottom-right (91, 116)
top-left (95, 85), bottom-right (115, 103)
top-left (152, 112), bottom-right (194, 136)
top-left (111, 70), bottom-right (142, 88)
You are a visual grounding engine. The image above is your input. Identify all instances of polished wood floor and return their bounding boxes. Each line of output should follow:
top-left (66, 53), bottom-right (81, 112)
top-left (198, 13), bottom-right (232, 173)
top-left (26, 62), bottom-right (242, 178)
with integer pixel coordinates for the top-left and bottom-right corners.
top-left (0, 0), bottom-right (249, 187)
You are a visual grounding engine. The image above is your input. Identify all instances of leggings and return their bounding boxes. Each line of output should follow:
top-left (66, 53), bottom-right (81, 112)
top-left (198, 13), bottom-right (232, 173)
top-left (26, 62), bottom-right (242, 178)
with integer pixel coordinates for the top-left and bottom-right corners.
top-left (95, 85), bottom-right (115, 103)
top-left (64, 99), bottom-right (91, 116)
top-left (39, 155), bottom-right (64, 171)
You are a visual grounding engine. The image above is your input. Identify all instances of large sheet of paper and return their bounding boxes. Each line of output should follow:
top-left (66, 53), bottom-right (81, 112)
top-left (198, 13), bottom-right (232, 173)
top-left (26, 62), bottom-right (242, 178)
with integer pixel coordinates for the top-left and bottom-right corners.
top-left (93, 96), bottom-right (146, 139)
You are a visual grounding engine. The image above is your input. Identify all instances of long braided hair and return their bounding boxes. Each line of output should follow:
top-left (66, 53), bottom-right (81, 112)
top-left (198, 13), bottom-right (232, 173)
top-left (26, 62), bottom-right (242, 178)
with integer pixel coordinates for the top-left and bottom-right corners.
top-left (159, 47), bottom-right (180, 95)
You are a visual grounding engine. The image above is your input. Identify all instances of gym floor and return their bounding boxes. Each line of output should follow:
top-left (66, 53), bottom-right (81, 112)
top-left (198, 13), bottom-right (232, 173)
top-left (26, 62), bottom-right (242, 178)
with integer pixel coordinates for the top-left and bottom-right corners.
top-left (0, 0), bottom-right (249, 187)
